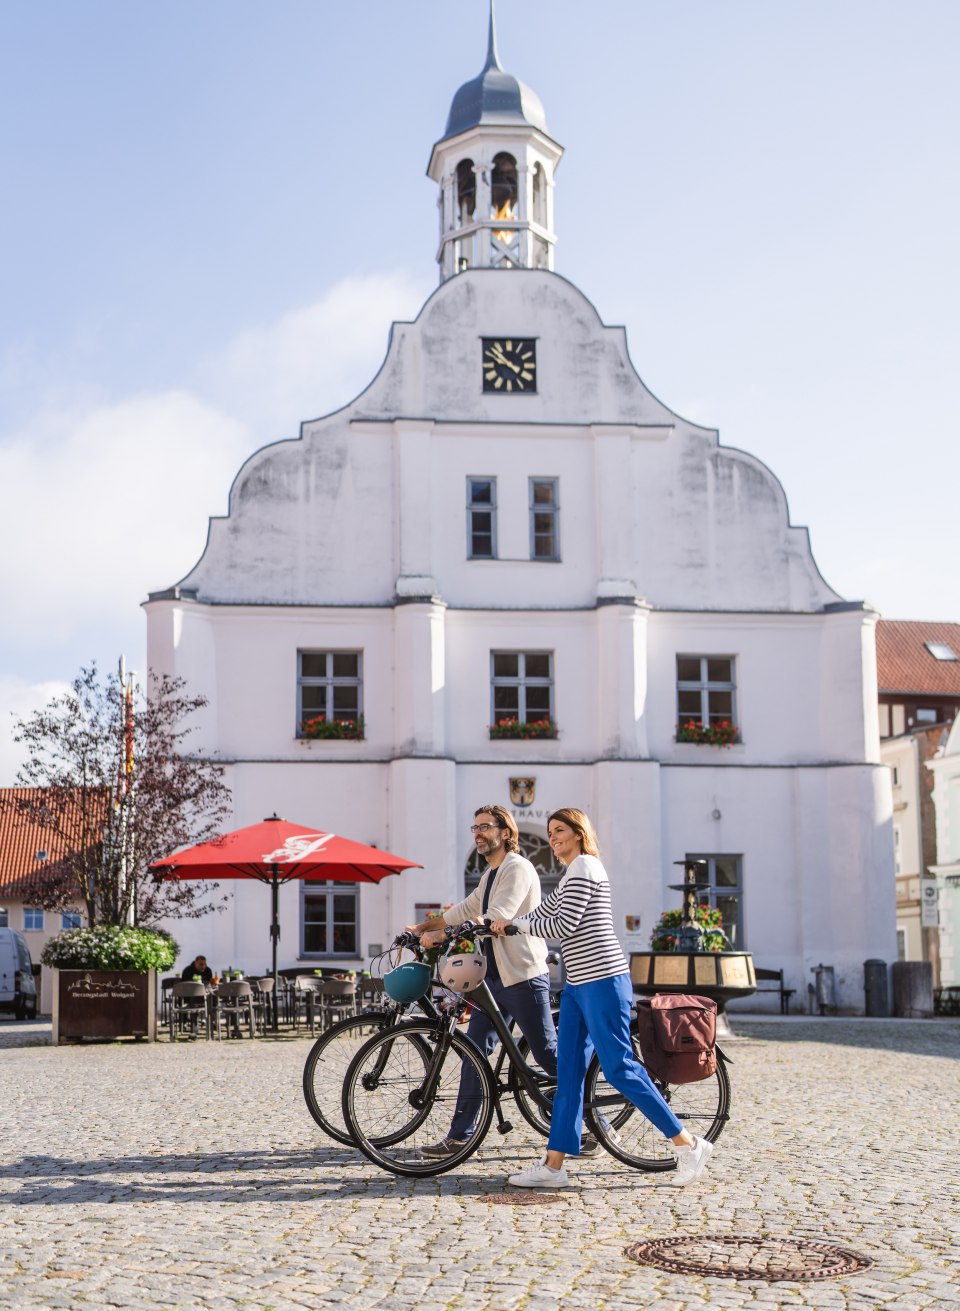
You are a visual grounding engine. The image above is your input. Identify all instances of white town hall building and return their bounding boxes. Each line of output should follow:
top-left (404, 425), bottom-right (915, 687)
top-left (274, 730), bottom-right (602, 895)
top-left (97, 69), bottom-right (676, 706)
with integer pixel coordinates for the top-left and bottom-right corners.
top-left (146, 13), bottom-right (895, 1011)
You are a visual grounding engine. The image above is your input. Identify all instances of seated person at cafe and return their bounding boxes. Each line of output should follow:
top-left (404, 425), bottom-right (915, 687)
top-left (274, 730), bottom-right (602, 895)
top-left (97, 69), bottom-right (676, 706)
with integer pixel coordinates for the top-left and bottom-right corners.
top-left (181, 954), bottom-right (213, 984)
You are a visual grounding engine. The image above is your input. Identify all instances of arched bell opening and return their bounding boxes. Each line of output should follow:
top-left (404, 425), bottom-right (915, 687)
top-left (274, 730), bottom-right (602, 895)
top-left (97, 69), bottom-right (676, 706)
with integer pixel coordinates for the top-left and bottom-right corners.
top-left (532, 162), bottom-right (547, 228)
top-left (456, 158), bottom-right (477, 225)
top-left (491, 151), bottom-right (518, 230)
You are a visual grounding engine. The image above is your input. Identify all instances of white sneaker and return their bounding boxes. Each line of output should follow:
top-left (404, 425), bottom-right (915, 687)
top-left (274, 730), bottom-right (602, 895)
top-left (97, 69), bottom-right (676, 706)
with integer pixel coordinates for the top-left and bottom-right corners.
top-left (507, 1158), bottom-right (571, 1188)
top-left (670, 1135), bottom-right (714, 1186)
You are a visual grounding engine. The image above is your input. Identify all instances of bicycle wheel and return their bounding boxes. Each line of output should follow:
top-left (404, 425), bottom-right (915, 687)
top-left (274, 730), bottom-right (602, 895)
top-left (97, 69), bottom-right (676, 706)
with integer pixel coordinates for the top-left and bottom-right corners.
top-left (342, 1021), bottom-right (496, 1177)
top-left (508, 1034), bottom-right (556, 1137)
top-left (585, 1046), bottom-right (730, 1172)
top-left (302, 1009), bottom-right (397, 1145)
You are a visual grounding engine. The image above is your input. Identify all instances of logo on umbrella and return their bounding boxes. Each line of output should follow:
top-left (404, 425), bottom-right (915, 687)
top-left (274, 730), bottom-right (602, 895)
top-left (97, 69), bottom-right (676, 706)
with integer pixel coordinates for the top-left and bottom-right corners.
top-left (262, 833), bottom-right (335, 863)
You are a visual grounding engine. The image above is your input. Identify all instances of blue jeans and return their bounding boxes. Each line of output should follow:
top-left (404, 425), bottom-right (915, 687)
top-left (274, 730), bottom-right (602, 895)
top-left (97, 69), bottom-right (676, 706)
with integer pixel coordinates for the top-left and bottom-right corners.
top-left (547, 971), bottom-right (684, 1155)
top-left (449, 972), bottom-right (557, 1141)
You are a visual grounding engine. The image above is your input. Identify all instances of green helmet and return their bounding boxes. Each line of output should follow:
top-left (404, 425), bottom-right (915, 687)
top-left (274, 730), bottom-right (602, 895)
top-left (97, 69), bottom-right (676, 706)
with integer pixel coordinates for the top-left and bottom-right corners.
top-left (383, 961), bottom-right (432, 1004)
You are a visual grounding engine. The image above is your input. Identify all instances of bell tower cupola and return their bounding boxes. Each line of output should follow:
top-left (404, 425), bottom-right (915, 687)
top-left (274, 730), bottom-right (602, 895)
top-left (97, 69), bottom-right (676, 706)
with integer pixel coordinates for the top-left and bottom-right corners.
top-left (427, 1), bottom-right (564, 282)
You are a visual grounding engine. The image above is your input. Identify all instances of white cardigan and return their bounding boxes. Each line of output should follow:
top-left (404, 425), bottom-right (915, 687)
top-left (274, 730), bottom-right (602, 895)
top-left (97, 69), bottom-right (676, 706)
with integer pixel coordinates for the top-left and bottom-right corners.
top-left (442, 850), bottom-right (549, 986)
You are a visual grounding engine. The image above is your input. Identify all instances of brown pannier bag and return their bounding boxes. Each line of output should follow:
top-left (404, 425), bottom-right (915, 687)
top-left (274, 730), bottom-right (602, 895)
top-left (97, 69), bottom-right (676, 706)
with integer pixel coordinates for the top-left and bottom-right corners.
top-left (635, 993), bottom-right (717, 1085)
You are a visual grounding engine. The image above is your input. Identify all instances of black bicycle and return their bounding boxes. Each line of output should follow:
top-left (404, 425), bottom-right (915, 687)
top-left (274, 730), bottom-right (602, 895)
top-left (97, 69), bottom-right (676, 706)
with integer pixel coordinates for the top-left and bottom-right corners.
top-left (302, 943), bottom-right (556, 1147)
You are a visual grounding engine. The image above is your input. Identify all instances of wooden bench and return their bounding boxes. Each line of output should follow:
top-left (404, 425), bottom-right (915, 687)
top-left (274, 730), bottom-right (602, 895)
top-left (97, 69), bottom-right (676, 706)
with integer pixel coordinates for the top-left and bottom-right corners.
top-left (753, 967), bottom-right (796, 1015)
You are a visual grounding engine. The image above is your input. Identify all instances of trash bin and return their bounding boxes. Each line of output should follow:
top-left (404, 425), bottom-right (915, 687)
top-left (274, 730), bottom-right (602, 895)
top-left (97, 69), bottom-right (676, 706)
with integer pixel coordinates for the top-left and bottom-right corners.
top-left (810, 963), bottom-right (837, 1015)
top-left (892, 960), bottom-right (933, 1018)
top-left (863, 959), bottom-right (889, 1016)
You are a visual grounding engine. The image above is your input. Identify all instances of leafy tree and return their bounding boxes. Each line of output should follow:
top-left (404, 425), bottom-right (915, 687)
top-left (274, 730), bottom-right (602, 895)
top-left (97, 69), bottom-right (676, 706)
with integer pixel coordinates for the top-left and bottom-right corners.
top-left (5, 663), bottom-right (231, 928)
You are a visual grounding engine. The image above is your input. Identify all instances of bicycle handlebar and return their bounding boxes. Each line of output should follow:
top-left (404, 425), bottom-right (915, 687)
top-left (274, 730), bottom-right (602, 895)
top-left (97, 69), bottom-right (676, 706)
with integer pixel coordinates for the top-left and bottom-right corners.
top-left (391, 920), bottom-right (519, 950)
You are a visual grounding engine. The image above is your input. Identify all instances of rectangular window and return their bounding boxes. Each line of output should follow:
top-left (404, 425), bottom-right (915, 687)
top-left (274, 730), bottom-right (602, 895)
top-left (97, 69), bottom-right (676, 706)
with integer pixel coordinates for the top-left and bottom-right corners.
top-left (676, 655), bottom-right (737, 730)
top-left (686, 854), bottom-right (743, 948)
top-left (896, 926), bottom-right (907, 962)
top-left (297, 651), bottom-right (363, 736)
top-left (467, 477), bottom-right (497, 559)
top-left (491, 650), bottom-right (554, 725)
top-left (893, 824), bottom-right (902, 875)
top-left (301, 882), bottom-right (359, 958)
top-left (0, 909), bottom-right (8, 928)
top-left (23, 908), bottom-right (44, 931)
top-left (529, 478), bottom-right (560, 560)
top-left (61, 911), bottom-right (82, 930)
top-left (915, 708), bottom-right (938, 724)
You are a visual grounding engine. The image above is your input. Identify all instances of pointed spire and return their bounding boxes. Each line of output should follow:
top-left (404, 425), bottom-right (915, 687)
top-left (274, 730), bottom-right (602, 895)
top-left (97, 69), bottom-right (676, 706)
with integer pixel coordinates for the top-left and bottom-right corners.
top-left (486, 0), bottom-right (502, 71)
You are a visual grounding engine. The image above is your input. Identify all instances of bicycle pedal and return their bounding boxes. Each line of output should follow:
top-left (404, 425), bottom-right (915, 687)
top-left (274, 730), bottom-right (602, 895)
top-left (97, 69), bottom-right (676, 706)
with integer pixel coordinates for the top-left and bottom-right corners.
top-left (495, 1120), bottom-right (514, 1135)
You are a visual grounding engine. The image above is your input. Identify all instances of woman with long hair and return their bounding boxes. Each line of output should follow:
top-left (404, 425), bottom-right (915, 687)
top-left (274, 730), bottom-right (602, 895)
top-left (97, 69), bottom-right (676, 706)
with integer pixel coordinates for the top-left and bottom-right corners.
top-left (491, 807), bottom-right (714, 1189)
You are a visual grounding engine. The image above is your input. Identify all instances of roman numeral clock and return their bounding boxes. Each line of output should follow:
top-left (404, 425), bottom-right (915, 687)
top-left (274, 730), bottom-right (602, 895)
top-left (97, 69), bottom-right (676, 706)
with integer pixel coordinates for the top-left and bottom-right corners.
top-left (482, 338), bottom-right (537, 392)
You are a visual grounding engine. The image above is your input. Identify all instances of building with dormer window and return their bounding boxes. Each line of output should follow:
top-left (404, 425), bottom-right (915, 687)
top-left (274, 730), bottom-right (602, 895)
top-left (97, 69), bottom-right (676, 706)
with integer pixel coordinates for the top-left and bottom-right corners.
top-left (146, 9), bottom-right (894, 1011)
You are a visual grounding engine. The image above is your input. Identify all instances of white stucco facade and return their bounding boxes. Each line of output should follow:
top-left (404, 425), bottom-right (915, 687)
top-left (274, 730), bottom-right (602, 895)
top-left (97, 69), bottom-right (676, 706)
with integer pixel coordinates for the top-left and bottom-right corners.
top-left (928, 716), bottom-right (960, 987)
top-left (145, 37), bottom-right (895, 1011)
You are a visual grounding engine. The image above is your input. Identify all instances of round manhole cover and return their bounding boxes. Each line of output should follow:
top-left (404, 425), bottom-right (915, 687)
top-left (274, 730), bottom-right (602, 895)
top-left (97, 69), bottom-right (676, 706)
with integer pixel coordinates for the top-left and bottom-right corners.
top-left (624, 1235), bottom-right (874, 1282)
top-left (476, 1192), bottom-right (565, 1206)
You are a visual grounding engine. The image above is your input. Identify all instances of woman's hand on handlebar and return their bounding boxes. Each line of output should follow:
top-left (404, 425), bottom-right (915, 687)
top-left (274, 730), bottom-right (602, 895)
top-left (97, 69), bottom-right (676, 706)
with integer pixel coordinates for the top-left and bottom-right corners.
top-left (418, 927), bottom-right (447, 950)
top-left (487, 917), bottom-right (518, 937)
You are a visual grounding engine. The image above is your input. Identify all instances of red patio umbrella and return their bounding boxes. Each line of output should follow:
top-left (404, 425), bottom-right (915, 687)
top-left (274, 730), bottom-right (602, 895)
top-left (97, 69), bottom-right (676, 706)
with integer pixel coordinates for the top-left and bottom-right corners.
top-left (150, 814), bottom-right (421, 1029)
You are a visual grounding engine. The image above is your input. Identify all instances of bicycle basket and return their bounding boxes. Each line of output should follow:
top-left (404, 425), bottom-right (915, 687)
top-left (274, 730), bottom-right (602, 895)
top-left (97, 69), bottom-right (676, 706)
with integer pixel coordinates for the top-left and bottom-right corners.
top-left (383, 961), bottom-right (432, 1004)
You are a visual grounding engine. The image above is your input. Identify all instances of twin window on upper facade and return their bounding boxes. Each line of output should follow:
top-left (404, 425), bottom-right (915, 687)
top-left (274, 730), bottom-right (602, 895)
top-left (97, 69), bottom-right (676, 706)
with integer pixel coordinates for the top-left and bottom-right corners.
top-left (467, 477), bottom-right (559, 561)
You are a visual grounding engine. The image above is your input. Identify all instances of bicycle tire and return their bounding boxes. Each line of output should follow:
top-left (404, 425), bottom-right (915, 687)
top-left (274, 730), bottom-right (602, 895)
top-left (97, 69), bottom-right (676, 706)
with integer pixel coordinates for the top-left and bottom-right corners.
top-left (302, 1009), bottom-right (397, 1145)
top-left (342, 1021), bottom-right (496, 1178)
top-left (584, 1044), bottom-right (731, 1172)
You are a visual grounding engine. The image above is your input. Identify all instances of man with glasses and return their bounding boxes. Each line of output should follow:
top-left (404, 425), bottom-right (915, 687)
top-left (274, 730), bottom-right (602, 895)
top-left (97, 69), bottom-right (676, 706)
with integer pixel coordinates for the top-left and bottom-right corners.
top-left (408, 803), bottom-right (575, 1158)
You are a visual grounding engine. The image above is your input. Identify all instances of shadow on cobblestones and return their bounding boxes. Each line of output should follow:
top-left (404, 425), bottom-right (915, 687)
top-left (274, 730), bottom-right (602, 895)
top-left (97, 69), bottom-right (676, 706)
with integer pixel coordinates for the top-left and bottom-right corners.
top-left (1, 1147), bottom-right (605, 1206)
top-left (734, 1018), bottom-right (960, 1059)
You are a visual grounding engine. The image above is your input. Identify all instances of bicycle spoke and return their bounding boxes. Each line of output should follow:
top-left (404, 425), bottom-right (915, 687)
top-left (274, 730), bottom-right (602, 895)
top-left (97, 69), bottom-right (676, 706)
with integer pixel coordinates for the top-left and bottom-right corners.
top-left (343, 1022), bottom-right (496, 1177)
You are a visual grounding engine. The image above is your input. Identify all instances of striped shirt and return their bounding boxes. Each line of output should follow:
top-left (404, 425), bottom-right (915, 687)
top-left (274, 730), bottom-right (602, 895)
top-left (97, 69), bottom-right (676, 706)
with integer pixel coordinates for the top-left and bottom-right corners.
top-left (516, 853), bottom-right (628, 986)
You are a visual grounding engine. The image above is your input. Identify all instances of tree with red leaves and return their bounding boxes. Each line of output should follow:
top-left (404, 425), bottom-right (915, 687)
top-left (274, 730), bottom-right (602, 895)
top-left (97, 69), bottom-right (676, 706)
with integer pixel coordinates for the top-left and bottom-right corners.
top-left (5, 664), bottom-right (231, 928)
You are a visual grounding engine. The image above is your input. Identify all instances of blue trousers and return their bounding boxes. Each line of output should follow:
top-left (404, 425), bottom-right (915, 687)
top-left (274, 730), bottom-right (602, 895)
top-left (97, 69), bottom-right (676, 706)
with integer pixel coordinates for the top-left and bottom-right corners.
top-left (449, 972), bottom-right (557, 1141)
top-left (547, 971), bottom-right (684, 1155)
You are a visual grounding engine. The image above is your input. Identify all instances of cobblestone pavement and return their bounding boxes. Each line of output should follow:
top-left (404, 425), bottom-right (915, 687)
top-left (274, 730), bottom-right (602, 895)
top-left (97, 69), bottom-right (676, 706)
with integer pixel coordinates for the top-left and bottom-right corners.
top-left (1, 1016), bottom-right (958, 1311)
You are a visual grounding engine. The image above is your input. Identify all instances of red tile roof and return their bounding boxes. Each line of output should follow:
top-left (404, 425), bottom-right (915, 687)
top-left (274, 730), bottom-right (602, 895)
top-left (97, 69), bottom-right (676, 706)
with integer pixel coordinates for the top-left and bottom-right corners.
top-left (0, 788), bottom-right (80, 899)
top-left (876, 620), bottom-right (960, 695)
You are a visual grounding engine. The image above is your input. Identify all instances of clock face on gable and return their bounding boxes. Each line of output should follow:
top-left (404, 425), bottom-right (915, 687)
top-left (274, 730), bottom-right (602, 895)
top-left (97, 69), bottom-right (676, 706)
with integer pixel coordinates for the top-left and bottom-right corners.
top-left (482, 338), bottom-right (537, 393)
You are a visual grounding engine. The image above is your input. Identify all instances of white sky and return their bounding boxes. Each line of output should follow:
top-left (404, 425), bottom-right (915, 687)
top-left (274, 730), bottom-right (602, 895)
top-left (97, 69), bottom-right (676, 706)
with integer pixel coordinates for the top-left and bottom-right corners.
top-left (1, 0), bottom-right (958, 782)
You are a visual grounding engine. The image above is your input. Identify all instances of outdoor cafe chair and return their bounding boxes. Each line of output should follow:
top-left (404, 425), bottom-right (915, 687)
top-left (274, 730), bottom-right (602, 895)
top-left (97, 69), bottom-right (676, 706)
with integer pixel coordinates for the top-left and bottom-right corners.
top-left (292, 976), bottom-right (324, 1034)
top-left (358, 976), bottom-right (385, 1009)
top-left (169, 981), bottom-right (211, 1041)
top-left (251, 977), bottom-right (275, 1030)
top-left (160, 976), bottom-right (178, 1028)
top-left (216, 979), bottom-right (257, 1039)
top-left (318, 978), bottom-right (359, 1028)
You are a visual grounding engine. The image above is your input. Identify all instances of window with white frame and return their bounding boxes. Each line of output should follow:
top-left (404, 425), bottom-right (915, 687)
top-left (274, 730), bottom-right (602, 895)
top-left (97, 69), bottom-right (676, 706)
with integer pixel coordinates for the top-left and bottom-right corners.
top-left (0, 908), bottom-right (8, 928)
top-left (686, 854), bottom-right (743, 948)
top-left (677, 656), bottom-right (737, 730)
top-left (301, 882), bottom-right (359, 957)
top-left (467, 477), bottom-right (497, 559)
top-left (297, 651), bottom-right (363, 735)
top-left (529, 478), bottom-right (560, 560)
top-left (893, 825), bottom-right (902, 875)
top-left (61, 911), bottom-right (82, 930)
top-left (491, 651), bottom-right (554, 727)
top-left (23, 907), bottom-right (44, 931)
top-left (896, 926), bottom-right (907, 961)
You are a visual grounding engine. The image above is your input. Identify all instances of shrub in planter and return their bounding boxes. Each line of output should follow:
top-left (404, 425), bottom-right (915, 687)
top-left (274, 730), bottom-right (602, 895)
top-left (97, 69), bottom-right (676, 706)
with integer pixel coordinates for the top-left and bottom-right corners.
top-left (489, 718), bottom-right (559, 740)
top-left (649, 906), bottom-right (727, 953)
top-left (300, 714), bottom-right (365, 741)
top-left (675, 719), bottom-right (738, 746)
top-left (42, 926), bottom-right (178, 974)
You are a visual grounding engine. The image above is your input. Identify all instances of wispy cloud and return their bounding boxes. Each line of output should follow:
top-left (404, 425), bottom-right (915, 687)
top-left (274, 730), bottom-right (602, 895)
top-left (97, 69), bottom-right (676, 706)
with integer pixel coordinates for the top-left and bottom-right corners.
top-left (0, 269), bottom-right (429, 783)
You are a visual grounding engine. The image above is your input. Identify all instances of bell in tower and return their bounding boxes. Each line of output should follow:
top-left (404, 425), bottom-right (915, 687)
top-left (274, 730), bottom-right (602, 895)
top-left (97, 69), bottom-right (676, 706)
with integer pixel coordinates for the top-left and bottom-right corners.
top-left (427, 1), bottom-right (564, 282)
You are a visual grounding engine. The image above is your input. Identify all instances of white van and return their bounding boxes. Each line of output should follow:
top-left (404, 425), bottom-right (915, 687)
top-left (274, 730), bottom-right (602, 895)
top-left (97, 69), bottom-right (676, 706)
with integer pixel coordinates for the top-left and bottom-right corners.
top-left (0, 928), bottom-right (39, 1020)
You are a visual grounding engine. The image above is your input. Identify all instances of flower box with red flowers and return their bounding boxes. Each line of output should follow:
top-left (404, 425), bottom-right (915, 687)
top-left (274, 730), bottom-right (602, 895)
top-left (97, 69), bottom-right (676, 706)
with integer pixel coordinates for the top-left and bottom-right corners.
top-left (299, 714), bottom-right (365, 741)
top-left (488, 718), bottom-right (559, 741)
top-left (675, 719), bottom-right (738, 747)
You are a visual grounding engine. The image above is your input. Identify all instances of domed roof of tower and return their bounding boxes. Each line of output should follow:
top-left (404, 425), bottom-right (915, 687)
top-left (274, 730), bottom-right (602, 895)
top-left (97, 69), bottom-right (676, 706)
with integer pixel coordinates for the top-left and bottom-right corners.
top-left (442, 5), bottom-right (548, 141)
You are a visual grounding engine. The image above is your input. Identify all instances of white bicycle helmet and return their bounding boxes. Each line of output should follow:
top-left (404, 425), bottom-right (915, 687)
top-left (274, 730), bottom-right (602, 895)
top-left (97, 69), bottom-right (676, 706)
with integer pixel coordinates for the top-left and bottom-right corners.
top-left (439, 947), bottom-right (488, 993)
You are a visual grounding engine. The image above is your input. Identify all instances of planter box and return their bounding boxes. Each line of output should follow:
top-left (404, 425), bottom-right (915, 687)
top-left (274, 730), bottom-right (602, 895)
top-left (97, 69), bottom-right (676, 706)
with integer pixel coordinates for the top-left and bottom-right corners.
top-left (52, 969), bottom-right (157, 1043)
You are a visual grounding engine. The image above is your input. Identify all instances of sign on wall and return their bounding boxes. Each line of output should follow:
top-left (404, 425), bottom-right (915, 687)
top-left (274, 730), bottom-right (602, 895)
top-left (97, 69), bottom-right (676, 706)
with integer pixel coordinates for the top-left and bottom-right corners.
top-left (920, 878), bottom-right (939, 928)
